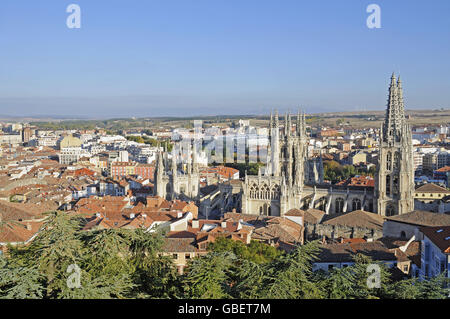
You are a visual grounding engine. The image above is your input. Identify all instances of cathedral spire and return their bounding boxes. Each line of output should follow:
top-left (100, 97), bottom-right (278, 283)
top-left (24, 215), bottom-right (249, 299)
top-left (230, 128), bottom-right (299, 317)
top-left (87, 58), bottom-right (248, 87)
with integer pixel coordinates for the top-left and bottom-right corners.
top-left (384, 72), bottom-right (405, 142)
top-left (288, 112), bottom-right (292, 137)
top-left (187, 146), bottom-right (192, 176)
top-left (274, 109), bottom-right (279, 128)
top-left (171, 151), bottom-right (177, 176)
top-left (269, 110), bottom-right (273, 128)
top-left (302, 111), bottom-right (306, 137)
top-left (157, 151), bottom-right (164, 176)
top-left (375, 74), bottom-right (414, 216)
top-left (284, 112), bottom-right (289, 136)
top-left (192, 142), bottom-right (198, 174)
top-left (397, 76), bottom-right (405, 123)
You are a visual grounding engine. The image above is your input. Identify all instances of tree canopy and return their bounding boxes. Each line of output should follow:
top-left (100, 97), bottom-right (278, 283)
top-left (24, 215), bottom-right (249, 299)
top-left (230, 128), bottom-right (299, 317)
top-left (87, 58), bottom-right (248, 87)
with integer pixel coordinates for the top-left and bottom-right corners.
top-left (1, 214), bottom-right (449, 299)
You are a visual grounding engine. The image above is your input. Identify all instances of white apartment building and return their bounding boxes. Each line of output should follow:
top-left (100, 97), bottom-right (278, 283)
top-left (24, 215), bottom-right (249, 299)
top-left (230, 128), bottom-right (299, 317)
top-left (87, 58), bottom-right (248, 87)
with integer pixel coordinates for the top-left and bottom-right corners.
top-left (422, 150), bottom-right (450, 173)
top-left (37, 135), bottom-right (59, 147)
top-left (59, 147), bottom-right (91, 165)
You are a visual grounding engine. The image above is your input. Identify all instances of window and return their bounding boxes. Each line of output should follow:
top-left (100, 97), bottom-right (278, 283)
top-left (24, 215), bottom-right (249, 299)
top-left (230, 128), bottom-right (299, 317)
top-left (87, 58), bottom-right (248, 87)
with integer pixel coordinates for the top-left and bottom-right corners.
top-left (386, 205), bottom-right (396, 217)
top-left (185, 254), bottom-right (191, 260)
top-left (425, 243), bottom-right (430, 261)
top-left (393, 176), bottom-right (399, 195)
top-left (352, 198), bottom-right (362, 211)
top-left (386, 175), bottom-right (391, 196)
top-left (173, 254), bottom-right (178, 259)
top-left (335, 198), bottom-right (344, 214)
top-left (394, 152), bottom-right (400, 170)
top-left (386, 152), bottom-right (392, 170)
top-left (403, 265), bottom-right (409, 272)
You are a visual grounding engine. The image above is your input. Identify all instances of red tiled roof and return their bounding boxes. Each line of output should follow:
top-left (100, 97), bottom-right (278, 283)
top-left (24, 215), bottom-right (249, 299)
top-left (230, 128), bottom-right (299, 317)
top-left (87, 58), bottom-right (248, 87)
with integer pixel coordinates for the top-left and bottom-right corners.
top-left (0, 221), bottom-right (44, 244)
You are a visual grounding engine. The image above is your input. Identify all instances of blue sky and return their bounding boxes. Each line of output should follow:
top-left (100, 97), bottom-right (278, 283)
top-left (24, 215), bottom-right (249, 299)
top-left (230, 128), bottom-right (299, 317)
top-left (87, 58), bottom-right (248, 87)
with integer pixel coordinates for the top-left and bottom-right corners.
top-left (0, 0), bottom-right (449, 118)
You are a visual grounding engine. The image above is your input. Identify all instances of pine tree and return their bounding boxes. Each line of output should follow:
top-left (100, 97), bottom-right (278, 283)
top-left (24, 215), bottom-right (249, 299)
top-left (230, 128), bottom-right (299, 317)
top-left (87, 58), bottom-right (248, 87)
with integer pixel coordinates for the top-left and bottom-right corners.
top-left (259, 241), bottom-right (322, 299)
top-left (0, 255), bottom-right (45, 299)
top-left (182, 252), bottom-right (236, 299)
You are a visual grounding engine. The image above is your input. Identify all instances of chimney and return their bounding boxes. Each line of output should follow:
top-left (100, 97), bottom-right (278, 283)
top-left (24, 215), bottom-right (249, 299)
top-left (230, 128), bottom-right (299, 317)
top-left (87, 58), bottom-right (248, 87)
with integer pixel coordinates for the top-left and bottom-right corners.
top-left (96, 212), bottom-right (101, 218)
top-left (221, 221), bottom-right (227, 228)
top-left (130, 213), bottom-right (135, 219)
top-left (192, 220), bottom-right (199, 228)
top-left (26, 223), bottom-right (32, 231)
top-left (177, 212), bottom-right (183, 218)
top-left (142, 214), bottom-right (147, 219)
top-left (232, 208), bottom-right (236, 213)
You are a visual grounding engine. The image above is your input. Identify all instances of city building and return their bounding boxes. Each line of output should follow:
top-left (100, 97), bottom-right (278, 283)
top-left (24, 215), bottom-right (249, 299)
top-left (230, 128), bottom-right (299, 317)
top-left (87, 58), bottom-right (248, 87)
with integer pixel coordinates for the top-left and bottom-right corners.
top-left (419, 226), bottom-right (450, 279)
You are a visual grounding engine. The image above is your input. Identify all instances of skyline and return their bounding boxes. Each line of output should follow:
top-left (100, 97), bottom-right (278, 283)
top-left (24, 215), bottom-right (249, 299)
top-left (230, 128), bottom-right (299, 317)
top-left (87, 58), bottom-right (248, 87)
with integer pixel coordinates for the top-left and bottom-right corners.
top-left (1, 0), bottom-right (450, 118)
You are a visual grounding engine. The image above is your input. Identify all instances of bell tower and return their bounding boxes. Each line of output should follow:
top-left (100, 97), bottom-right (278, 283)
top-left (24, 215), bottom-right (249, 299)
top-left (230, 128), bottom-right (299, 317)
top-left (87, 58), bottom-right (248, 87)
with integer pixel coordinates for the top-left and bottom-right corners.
top-left (375, 74), bottom-right (415, 216)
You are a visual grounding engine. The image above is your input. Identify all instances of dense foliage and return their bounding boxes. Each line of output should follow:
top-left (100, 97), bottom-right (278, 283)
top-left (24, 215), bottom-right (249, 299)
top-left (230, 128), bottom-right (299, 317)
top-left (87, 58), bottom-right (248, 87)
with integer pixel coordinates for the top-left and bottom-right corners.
top-left (0, 213), bottom-right (448, 299)
top-left (323, 160), bottom-right (376, 184)
top-left (208, 237), bottom-right (282, 264)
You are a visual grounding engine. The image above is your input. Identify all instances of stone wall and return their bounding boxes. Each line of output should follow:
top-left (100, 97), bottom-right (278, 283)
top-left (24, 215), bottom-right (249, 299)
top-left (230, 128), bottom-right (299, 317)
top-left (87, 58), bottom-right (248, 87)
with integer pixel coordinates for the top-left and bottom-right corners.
top-left (382, 220), bottom-right (423, 240)
top-left (305, 222), bottom-right (383, 241)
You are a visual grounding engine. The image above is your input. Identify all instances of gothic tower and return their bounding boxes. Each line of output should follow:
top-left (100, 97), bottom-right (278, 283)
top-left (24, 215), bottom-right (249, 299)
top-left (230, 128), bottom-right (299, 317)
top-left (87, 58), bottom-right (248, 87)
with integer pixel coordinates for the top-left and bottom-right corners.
top-left (375, 73), bottom-right (415, 216)
top-left (154, 151), bottom-right (166, 198)
top-left (266, 109), bottom-right (307, 192)
top-left (241, 109), bottom-right (308, 216)
top-left (153, 143), bottom-right (200, 201)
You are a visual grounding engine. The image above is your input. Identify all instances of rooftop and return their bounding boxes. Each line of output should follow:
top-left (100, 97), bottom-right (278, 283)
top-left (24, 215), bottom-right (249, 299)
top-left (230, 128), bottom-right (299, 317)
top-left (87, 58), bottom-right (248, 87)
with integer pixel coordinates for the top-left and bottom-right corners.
top-left (385, 210), bottom-right (450, 227)
top-left (322, 210), bottom-right (384, 230)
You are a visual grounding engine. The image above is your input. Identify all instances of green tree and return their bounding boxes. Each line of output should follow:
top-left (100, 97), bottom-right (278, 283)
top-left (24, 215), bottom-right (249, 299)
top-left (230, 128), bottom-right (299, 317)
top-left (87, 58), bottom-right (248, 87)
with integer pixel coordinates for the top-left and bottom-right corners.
top-left (209, 237), bottom-right (282, 264)
top-left (0, 255), bottom-right (45, 299)
top-left (130, 228), bottom-right (180, 298)
top-left (80, 229), bottom-right (135, 298)
top-left (261, 241), bottom-right (323, 298)
top-left (182, 252), bottom-right (235, 299)
top-left (416, 274), bottom-right (450, 299)
top-left (233, 259), bottom-right (270, 298)
top-left (319, 254), bottom-right (392, 299)
top-left (26, 212), bottom-right (87, 298)
top-left (387, 278), bottom-right (421, 299)
top-left (234, 241), bottom-right (322, 299)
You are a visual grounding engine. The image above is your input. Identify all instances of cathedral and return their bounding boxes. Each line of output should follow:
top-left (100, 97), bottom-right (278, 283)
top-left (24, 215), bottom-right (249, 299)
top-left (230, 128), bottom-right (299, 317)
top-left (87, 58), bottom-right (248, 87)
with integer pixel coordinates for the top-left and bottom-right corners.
top-left (153, 143), bottom-right (200, 201)
top-left (155, 74), bottom-right (415, 218)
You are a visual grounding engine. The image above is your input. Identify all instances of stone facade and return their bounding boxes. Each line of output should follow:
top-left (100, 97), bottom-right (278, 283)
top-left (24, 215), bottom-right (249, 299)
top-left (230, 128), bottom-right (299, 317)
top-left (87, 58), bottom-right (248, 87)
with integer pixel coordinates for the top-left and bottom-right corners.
top-left (161, 74), bottom-right (416, 219)
top-left (153, 144), bottom-right (200, 202)
top-left (375, 74), bottom-right (415, 216)
top-left (241, 111), bottom-right (323, 216)
top-left (304, 222), bottom-right (383, 241)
